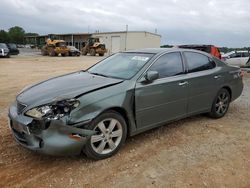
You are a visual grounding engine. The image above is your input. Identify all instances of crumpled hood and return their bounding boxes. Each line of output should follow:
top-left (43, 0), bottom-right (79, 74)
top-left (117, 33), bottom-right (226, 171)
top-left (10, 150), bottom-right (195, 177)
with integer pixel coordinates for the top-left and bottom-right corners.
top-left (17, 71), bottom-right (123, 106)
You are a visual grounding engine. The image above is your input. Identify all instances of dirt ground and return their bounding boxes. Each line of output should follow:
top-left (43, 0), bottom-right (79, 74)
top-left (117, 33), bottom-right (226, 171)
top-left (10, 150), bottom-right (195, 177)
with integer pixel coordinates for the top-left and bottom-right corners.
top-left (0, 54), bottom-right (250, 188)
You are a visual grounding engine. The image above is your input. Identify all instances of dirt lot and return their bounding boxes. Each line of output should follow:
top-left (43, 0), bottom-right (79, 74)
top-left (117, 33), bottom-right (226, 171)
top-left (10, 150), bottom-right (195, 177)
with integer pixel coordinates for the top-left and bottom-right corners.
top-left (0, 54), bottom-right (250, 188)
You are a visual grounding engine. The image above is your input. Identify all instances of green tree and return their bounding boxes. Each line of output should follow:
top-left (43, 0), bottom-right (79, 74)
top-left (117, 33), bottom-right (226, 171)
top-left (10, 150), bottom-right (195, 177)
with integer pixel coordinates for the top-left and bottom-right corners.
top-left (0, 30), bottom-right (9, 43)
top-left (25, 32), bottom-right (39, 37)
top-left (8, 26), bottom-right (25, 44)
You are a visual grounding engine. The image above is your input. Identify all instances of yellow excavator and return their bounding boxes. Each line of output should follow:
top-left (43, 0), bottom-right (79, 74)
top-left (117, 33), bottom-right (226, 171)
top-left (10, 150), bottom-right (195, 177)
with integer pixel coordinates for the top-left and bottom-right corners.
top-left (41, 39), bottom-right (69, 57)
top-left (82, 37), bottom-right (107, 56)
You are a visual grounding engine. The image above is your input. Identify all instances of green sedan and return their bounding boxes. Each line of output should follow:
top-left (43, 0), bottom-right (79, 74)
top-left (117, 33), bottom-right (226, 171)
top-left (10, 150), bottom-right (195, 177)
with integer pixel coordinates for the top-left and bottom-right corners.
top-left (8, 48), bottom-right (243, 160)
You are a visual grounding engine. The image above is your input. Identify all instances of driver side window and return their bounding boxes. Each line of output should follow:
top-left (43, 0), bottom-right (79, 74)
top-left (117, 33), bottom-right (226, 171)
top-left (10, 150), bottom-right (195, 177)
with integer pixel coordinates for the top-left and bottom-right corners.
top-left (149, 52), bottom-right (184, 79)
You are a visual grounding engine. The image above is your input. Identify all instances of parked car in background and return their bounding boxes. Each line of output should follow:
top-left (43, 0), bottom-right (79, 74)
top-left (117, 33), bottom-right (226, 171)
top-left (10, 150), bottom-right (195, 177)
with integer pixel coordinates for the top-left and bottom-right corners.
top-left (178, 45), bottom-right (222, 59)
top-left (9, 48), bottom-right (243, 160)
top-left (68, 46), bottom-right (81, 56)
top-left (7, 43), bottom-right (19, 55)
top-left (222, 51), bottom-right (250, 67)
top-left (17, 44), bottom-right (25, 48)
top-left (0, 43), bottom-right (10, 58)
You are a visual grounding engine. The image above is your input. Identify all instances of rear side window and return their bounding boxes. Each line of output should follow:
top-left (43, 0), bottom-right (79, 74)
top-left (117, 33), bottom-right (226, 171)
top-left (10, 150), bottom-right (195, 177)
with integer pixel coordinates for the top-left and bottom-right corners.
top-left (184, 52), bottom-right (216, 73)
top-left (229, 53), bottom-right (241, 58)
top-left (149, 52), bottom-right (184, 78)
top-left (241, 52), bottom-right (250, 57)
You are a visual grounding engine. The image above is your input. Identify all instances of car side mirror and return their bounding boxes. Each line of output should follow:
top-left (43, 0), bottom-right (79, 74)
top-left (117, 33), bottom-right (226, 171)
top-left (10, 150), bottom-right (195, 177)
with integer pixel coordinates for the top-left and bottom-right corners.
top-left (144, 71), bottom-right (159, 82)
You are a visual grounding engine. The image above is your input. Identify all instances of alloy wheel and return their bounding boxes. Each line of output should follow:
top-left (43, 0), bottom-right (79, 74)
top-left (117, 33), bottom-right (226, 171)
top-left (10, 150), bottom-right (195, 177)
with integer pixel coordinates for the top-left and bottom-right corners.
top-left (215, 91), bottom-right (229, 115)
top-left (90, 118), bottom-right (123, 155)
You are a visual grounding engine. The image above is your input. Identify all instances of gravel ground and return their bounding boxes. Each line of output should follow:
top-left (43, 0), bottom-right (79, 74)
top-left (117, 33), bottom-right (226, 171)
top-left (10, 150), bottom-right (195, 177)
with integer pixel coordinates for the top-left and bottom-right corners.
top-left (0, 54), bottom-right (249, 188)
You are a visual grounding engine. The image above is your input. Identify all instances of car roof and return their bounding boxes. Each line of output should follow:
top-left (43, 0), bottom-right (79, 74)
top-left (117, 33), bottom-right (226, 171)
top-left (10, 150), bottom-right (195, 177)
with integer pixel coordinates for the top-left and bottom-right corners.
top-left (124, 48), bottom-right (212, 56)
top-left (236, 50), bottom-right (249, 53)
top-left (178, 44), bottom-right (213, 48)
top-left (125, 48), bottom-right (169, 54)
top-left (223, 50), bottom-right (249, 56)
top-left (0, 43), bottom-right (7, 47)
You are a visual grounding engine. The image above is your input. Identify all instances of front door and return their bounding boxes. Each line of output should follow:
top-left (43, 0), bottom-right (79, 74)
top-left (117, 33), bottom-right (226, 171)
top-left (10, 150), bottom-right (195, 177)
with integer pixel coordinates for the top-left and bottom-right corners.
top-left (135, 52), bottom-right (188, 129)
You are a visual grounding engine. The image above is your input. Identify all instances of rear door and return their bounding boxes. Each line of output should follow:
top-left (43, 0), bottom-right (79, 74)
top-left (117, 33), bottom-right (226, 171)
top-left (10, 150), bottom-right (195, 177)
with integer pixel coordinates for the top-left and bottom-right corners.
top-left (135, 52), bottom-right (188, 129)
top-left (183, 52), bottom-right (222, 115)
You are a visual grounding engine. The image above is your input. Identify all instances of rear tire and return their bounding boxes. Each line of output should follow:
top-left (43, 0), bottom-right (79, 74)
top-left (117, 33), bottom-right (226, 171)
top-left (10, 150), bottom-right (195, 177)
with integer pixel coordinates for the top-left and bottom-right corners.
top-left (99, 53), bottom-right (104, 56)
top-left (209, 88), bottom-right (230, 119)
top-left (84, 111), bottom-right (127, 160)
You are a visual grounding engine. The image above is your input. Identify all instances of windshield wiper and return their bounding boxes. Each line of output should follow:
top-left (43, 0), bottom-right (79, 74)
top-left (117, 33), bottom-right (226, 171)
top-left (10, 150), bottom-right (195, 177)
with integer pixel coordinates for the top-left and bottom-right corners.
top-left (89, 72), bottom-right (109, 78)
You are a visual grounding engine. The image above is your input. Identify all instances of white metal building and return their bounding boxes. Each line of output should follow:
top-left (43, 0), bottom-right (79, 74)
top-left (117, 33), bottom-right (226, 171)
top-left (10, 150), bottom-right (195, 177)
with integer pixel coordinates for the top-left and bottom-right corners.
top-left (92, 31), bottom-right (161, 55)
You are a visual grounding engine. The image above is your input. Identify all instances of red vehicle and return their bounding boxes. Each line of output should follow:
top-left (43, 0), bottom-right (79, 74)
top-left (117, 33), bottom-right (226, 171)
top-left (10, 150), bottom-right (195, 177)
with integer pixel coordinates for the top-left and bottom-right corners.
top-left (178, 45), bottom-right (222, 59)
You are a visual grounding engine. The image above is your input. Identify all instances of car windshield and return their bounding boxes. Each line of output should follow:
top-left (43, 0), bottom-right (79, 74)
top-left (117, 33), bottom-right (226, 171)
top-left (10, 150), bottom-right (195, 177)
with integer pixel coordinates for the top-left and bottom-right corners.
top-left (0, 43), bottom-right (7, 48)
top-left (8, 43), bottom-right (17, 49)
top-left (68, 46), bottom-right (77, 50)
top-left (88, 52), bottom-right (154, 79)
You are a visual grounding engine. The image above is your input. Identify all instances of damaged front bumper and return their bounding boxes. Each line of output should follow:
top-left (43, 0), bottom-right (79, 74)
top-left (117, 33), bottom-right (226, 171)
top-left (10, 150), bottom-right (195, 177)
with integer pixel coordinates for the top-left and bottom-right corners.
top-left (8, 102), bottom-right (95, 156)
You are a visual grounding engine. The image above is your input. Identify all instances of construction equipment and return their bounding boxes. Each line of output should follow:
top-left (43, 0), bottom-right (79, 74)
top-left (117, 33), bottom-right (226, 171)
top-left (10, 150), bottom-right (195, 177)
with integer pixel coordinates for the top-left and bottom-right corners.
top-left (82, 37), bottom-right (107, 56)
top-left (41, 39), bottom-right (69, 57)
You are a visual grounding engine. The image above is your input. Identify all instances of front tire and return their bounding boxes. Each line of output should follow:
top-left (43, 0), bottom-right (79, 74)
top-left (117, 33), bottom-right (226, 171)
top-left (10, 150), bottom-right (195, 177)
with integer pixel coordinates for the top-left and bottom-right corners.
top-left (209, 88), bottom-right (230, 119)
top-left (49, 50), bottom-right (55, 56)
top-left (90, 48), bottom-right (96, 56)
top-left (82, 50), bottom-right (87, 55)
top-left (84, 111), bottom-right (127, 160)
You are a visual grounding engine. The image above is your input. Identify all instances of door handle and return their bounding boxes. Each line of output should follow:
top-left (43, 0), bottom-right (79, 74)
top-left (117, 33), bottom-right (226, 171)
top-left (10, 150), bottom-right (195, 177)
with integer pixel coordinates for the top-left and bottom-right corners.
top-left (178, 81), bottom-right (188, 86)
top-left (214, 75), bottom-right (222, 79)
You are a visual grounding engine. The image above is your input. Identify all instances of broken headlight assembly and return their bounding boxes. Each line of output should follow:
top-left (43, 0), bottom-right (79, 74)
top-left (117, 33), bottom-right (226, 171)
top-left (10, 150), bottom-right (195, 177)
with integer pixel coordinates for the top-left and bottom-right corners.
top-left (25, 99), bottom-right (80, 120)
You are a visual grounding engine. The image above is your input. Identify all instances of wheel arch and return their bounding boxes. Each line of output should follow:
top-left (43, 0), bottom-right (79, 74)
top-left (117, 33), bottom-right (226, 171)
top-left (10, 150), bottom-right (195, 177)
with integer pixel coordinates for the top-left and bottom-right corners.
top-left (221, 86), bottom-right (232, 101)
top-left (100, 107), bottom-right (131, 138)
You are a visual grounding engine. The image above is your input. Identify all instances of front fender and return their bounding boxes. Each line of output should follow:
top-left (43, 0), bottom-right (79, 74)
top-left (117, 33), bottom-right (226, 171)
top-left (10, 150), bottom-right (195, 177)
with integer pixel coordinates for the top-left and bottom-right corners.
top-left (68, 82), bottom-right (136, 135)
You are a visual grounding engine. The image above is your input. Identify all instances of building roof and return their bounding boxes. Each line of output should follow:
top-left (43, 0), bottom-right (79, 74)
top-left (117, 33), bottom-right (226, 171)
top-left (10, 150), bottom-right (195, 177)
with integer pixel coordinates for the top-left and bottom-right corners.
top-left (24, 31), bottom-right (161, 38)
top-left (92, 31), bottom-right (161, 37)
top-left (48, 33), bottom-right (91, 36)
top-left (24, 33), bottom-right (91, 38)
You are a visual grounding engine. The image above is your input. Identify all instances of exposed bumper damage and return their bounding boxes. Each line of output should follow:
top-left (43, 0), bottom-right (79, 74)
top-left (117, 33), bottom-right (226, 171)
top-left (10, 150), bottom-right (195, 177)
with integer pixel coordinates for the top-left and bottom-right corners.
top-left (8, 103), bottom-right (96, 156)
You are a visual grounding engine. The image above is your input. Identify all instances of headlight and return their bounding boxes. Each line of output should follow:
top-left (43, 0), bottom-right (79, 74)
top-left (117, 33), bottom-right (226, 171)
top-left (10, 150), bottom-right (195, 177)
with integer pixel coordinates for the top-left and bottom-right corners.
top-left (25, 99), bottom-right (80, 120)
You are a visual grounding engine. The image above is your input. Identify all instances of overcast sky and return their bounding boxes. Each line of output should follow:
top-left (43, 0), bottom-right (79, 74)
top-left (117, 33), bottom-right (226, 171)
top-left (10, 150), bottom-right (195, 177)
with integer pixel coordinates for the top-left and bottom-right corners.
top-left (1, 0), bottom-right (250, 47)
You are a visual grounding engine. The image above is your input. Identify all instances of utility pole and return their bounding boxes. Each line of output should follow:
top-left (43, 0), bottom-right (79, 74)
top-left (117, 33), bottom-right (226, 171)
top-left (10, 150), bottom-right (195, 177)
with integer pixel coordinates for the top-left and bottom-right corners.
top-left (125, 24), bottom-right (128, 50)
